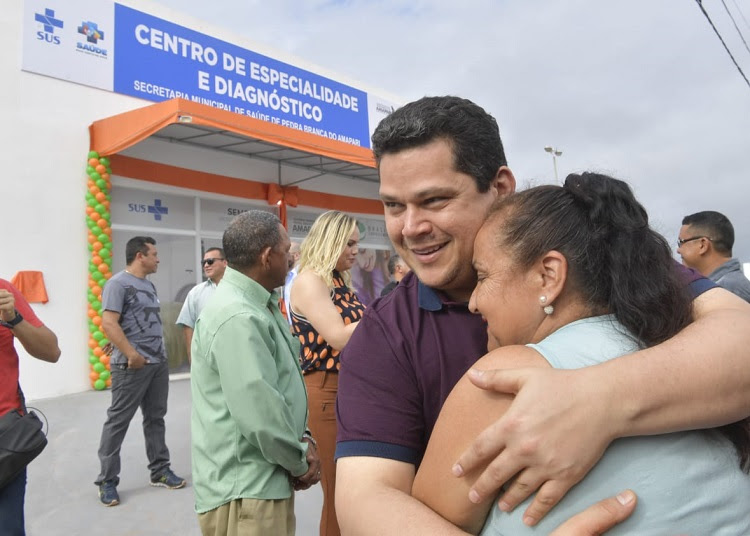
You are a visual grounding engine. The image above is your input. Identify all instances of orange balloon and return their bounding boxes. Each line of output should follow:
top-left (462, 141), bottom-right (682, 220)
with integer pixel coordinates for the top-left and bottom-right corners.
top-left (95, 164), bottom-right (107, 174)
top-left (92, 255), bottom-right (103, 266)
top-left (99, 355), bottom-right (110, 366)
top-left (102, 200), bottom-right (110, 209)
top-left (86, 206), bottom-right (94, 216)
top-left (93, 346), bottom-right (103, 357)
top-left (101, 173), bottom-right (110, 181)
top-left (89, 185), bottom-right (100, 196)
top-left (91, 284), bottom-right (102, 295)
top-left (90, 371), bottom-right (100, 382)
top-left (104, 227), bottom-right (112, 236)
top-left (97, 219), bottom-right (108, 229)
top-left (87, 179), bottom-right (95, 189)
top-left (98, 263), bottom-right (110, 274)
top-left (92, 315), bottom-right (102, 326)
top-left (106, 379), bottom-right (112, 388)
top-left (95, 192), bottom-right (106, 202)
top-left (87, 233), bottom-right (97, 244)
top-left (92, 241), bottom-right (103, 252)
top-left (90, 212), bottom-right (101, 222)
top-left (88, 279), bottom-right (97, 289)
top-left (88, 338), bottom-right (98, 349)
top-left (87, 309), bottom-right (97, 319)
top-left (88, 158), bottom-right (100, 167)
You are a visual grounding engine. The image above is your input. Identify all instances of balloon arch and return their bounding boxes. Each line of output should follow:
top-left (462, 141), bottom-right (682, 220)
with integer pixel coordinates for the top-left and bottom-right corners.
top-left (84, 151), bottom-right (113, 391)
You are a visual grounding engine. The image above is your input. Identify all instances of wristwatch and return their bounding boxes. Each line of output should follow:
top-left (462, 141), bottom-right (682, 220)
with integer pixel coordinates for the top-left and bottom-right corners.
top-left (302, 430), bottom-right (317, 449)
top-left (0, 310), bottom-right (23, 329)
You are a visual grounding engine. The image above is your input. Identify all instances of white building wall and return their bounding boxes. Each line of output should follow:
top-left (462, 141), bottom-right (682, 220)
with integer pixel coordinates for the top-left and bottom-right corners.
top-left (3, 1), bottom-right (390, 400)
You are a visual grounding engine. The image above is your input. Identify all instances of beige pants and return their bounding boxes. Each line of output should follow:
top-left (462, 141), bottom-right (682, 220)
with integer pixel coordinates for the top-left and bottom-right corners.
top-left (198, 495), bottom-right (295, 536)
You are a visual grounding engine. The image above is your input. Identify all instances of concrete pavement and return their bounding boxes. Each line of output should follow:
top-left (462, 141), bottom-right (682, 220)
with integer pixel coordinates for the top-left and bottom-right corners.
top-left (25, 378), bottom-right (323, 535)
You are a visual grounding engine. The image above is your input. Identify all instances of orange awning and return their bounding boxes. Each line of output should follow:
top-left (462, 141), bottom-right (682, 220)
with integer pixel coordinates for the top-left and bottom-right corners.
top-left (89, 98), bottom-right (376, 169)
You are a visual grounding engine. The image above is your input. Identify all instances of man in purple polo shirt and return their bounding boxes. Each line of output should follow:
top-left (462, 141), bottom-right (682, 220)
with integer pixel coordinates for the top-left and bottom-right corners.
top-left (335, 96), bottom-right (750, 534)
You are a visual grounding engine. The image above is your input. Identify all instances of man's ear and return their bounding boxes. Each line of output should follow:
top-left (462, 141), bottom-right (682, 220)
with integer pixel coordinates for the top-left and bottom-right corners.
top-left (537, 250), bottom-right (567, 303)
top-left (489, 166), bottom-right (516, 200)
top-left (259, 246), bottom-right (273, 269)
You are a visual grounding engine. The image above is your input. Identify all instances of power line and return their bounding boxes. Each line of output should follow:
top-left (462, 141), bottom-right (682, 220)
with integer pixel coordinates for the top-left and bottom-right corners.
top-left (694, 0), bottom-right (750, 89)
top-left (730, 0), bottom-right (750, 32)
top-left (720, 0), bottom-right (750, 56)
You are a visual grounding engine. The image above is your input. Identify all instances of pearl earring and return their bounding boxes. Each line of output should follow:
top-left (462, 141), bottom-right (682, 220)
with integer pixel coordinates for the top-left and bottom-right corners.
top-left (539, 296), bottom-right (553, 315)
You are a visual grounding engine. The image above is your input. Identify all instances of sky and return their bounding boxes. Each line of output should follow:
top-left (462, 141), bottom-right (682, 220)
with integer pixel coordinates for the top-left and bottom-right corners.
top-left (150, 0), bottom-right (750, 261)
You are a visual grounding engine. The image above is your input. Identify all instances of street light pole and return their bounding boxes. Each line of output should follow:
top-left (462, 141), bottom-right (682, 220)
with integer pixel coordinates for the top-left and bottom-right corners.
top-left (544, 146), bottom-right (563, 184)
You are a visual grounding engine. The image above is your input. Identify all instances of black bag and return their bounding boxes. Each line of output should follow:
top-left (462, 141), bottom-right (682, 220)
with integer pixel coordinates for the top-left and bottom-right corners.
top-left (0, 386), bottom-right (47, 489)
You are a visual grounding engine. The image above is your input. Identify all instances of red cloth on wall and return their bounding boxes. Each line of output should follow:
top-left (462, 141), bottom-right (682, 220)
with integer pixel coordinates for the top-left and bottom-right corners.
top-left (10, 271), bottom-right (49, 304)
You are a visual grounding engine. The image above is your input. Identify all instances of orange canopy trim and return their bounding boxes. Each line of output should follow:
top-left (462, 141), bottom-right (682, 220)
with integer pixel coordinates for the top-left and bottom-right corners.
top-left (90, 98), bottom-right (376, 169)
top-left (110, 155), bottom-right (384, 216)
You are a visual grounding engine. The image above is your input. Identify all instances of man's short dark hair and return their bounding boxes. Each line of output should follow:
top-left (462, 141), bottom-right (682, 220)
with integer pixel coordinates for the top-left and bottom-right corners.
top-left (125, 236), bottom-right (156, 265)
top-left (387, 254), bottom-right (402, 276)
top-left (223, 211), bottom-right (281, 270)
top-left (682, 211), bottom-right (734, 256)
top-left (204, 247), bottom-right (225, 259)
top-left (371, 96), bottom-right (507, 193)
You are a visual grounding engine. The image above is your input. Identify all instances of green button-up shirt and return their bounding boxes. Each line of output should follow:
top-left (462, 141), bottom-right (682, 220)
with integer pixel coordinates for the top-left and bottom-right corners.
top-left (191, 267), bottom-right (308, 513)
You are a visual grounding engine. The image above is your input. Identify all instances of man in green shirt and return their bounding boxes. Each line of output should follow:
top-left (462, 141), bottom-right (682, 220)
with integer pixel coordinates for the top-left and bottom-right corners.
top-left (191, 210), bottom-right (320, 536)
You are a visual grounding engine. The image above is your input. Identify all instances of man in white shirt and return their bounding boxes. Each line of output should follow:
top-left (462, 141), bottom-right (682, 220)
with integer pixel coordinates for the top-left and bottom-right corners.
top-left (176, 248), bottom-right (227, 361)
top-left (283, 241), bottom-right (301, 325)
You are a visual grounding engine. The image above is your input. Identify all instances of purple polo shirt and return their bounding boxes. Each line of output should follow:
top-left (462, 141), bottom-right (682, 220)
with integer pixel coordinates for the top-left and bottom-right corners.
top-left (335, 263), bottom-right (714, 467)
top-left (335, 270), bottom-right (488, 466)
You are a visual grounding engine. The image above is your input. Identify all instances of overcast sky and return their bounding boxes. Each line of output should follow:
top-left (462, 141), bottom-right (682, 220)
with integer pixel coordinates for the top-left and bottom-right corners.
top-left (150, 0), bottom-right (750, 261)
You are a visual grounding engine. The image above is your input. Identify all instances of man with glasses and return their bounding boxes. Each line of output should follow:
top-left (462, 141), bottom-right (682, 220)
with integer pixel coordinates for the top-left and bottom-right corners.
top-left (678, 211), bottom-right (750, 302)
top-left (177, 248), bottom-right (228, 361)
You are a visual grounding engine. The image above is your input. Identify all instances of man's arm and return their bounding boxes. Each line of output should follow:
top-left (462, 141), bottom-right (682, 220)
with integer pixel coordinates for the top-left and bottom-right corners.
top-left (182, 326), bottom-right (193, 362)
top-left (101, 310), bottom-right (147, 369)
top-left (213, 312), bottom-right (310, 477)
top-left (0, 289), bottom-right (60, 362)
top-left (336, 457), bottom-right (469, 535)
top-left (454, 287), bottom-right (750, 525)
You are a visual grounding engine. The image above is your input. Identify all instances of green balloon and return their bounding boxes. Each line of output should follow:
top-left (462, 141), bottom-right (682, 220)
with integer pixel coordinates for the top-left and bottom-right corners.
top-left (99, 370), bottom-right (111, 381)
top-left (100, 338), bottom-right (109, 347)
top-left (86, 165), bottom-right (95, 175)
top-left (93, 204), bottom-right (104, 214)
top-left (93, 362), bottom-right (105, 373)
top-left (87, 198), bottom-right (98, 208)
top-left (99, 157), bottom-right (110, 166)
top-left (89, 171), bottom-right (101, 181)
top-left (94, 379), bottom-right (106, 390)
top-left (93, 331), bottom-right (105, 342)
top-left (87, 243), bottom-right (93, 252)
top-left (102, 212), bottom-right (111, 221)
top-left (88, 355), bottom-right (99, 365)
top-left (91, 300), bottom-right (102, 310)
top-left (97, 233), bottom-right (108, 243)
top-left (96, 180), bottom-right (107, 190)
top-left (88, 150), bottom-right (100, 159)
top-left (99, 248), bottom-right (110, 259)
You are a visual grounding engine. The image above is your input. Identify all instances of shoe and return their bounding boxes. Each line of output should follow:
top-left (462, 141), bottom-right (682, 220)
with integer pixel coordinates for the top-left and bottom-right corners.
top-left (150, 468), bottom-right (186, 489)
top-left (98, 480), bottom-right (120, 506)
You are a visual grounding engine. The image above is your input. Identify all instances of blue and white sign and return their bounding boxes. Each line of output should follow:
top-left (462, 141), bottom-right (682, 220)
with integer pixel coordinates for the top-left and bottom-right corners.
top-left (22, 0), bottom-right (399, 148)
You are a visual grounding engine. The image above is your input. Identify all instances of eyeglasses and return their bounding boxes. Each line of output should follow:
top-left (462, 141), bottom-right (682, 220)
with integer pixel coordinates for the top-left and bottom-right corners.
top-left (677, 236), bottom-right (711, 247)
top-left (201, 258), bottom-right (224, 266)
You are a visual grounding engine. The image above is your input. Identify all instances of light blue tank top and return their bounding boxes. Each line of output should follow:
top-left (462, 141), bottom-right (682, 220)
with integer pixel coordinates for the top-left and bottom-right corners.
top-left (481, 315), bottom-right (750, 535)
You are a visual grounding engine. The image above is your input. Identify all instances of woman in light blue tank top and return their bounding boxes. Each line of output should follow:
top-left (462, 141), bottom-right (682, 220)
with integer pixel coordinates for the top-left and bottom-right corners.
top-left (412, 173), bottom-right (750, 534)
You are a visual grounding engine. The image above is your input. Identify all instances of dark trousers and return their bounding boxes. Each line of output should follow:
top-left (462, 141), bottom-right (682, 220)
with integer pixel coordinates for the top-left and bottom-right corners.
top-left (304, 370), bottom-right (340, 536)
top-left (95, 361), bottom-right (171, 485)
top-left (0, 468), bottom-right (26, 536)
